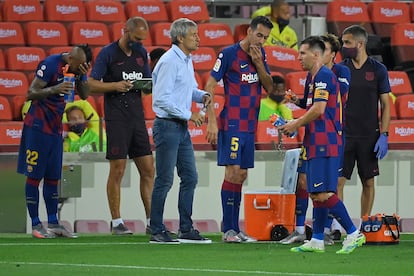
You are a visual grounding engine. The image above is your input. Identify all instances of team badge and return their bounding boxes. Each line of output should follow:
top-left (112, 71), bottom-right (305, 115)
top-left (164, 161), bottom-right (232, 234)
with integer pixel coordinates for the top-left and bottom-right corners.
top-left (213, 58), bottom-right (221, 72)
top-left (365, 72), bottom-right (374, 81)
top-left (136, 57), bottom-right (144, 67)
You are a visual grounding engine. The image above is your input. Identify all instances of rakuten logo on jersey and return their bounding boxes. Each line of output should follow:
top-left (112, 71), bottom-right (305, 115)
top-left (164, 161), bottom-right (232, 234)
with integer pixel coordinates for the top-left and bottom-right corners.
top-left (389, 77), bottom-right (404, 87)
top-left (13, 5), bottom-right (36, 15)
top-left (17, 54), bottom-right (41, 64)
top-left (272, 50), bottom-right (295, 61)
top-left (138, 5), bottom-right (160, 15)
top-left (80, 29), bottom-right (103, 39)
top-left (381, 7), bottom-right (403, 17)
top-left (395, 127), bottom-right (414, 137)
top-left (0, 28), bottom-right (17, 38)
top-left (6, 128), bottom-right (22, 139)
top-left (96, 5), bottom-right (119, 15)
top-left (179, 5), bottom-right (201, 15)
top-left (241, 73), bottom-right (258, 84)
top-left (0, 78), bottom-right (23, 88)
top-left (37, 29), bottom-right (61, 39)
top-left (56, 5), bottom-right (80, 15)
top-left (122, 71), bottom-right (143, 81)
top-left (404, 30), bottom-right (414, 40)
top-left (340, 6), bottom-right (363, 16)
top-left (204, 30), bottom-right (228, 40)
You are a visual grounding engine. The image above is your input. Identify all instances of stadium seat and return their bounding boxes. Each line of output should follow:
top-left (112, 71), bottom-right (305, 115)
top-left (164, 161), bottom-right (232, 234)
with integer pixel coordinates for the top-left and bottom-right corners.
top-left (192, 94), bottom-right (224, 118)
top-left (166, 0), bottom-right (209, 23)
top-left (150, 22), bottom-right (172, 46)
top-left (0, 50), bottom-right (5, 70)
top-left (255, 121), bottom-right (299, 145)
top-left (125, 0), bottom-right (169, 23)
top-left (264, 46), bottom-right (303, 75)
top-left (43, 0), bottom-right (86, 22)
top-left (48, 46), bottom-right (73, 56)
top-left (395, 94), bottom-right (414, 119)
top-left (285, 71), bottom-right (307, 97)
top-left (0, 22), bottom-right (25, 47)
top-left (233, 23), bottom-right (249, 42)
top-left (411, 2), bottom-right (414, 22)
top-left (69, 22), bottom-right (110, 46)
top-left (368, 1), bottom-right (410, 40)
top-left (188, 123), bottom-right (208, 144)
top-left (11, 95), bottom-right (26, 121)
top-left (191, 47), bottom-right (216, 74)
top-left (388, 71), bottom-right (413, 96)
top-left (388, 119), bottom-right (414, 143)
top-left (0, 96), bottom-right (13, 121)
top-left (25, 21), bottom-right (68, 47)
top-left (0, 71), bottom-right (29, 97)
top-left (109, 22), bottom-right (152, 47)
top-left (326, 1), bottom-right (373, 36)
top-left (142, 94), bottom-right (155, 120)
top-left (84, 1), bottom-right (126, 23)
top-left (193, 219), bottom-right (220, 232)
top-left (5, 47), bottom-right (46, 71)
top-left (74, 219), bottom-right (110, 233)
top-left (201, 71), bottom-right (224, 95)
top-left (197, 23), bottom-right (234, 53)
top-left (0, 120), bottom-right (23, 145)
top-left (194, 71), bottom-right (203, 88)
top-left (123, 219), bottom-right (146, 233)
top-left (2, 0), bottom-right (43, 22)
top-left (391, 23), bottom-right (414, 67)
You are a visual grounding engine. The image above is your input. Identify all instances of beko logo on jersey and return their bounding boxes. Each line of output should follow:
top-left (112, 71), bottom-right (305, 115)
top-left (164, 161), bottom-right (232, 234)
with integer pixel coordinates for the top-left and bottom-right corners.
top-left (241, 73), bottom-right (258, 83)
top-left (122, 71), bottom-right (143, 80)
top-left (315, 81), bottom-right (327, 89)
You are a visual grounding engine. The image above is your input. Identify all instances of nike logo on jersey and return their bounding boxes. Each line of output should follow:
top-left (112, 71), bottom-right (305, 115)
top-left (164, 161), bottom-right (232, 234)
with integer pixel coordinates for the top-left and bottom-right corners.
top-left (57, 77), bottom-right (64, 82)
top-left (240, 64), bottom-right (248, 69)
top-left (313, 182), bottom-right (323, 188)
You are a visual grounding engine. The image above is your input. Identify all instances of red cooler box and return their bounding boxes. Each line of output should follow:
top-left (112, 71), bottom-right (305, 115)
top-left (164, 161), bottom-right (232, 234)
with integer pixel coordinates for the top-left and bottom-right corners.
top-left (244, 191), bottom-right (296, 241)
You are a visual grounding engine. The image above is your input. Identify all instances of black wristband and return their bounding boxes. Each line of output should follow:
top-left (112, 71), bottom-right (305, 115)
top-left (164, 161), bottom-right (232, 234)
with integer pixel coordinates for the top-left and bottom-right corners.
top-left (381, 132), bottom-right (389, 137)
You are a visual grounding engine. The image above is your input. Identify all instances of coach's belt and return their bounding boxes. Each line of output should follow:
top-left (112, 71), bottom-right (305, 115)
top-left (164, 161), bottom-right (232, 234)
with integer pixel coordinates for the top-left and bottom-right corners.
top-left (156, 116), bottom-right (187, 125)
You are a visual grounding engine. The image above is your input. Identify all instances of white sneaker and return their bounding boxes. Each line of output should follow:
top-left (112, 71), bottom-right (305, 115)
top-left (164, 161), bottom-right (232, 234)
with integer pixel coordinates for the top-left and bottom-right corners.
top-left (47, 224), bottom-right (77, 238)
top-left (222, 229), bottom-right (242, 243)
top-left (279, 230), bottom-right (306, 244)
top-left (336, 232), bottom-right (366, 254)
top-left (237, 231), bottom-right (257, 243)
top-left (291, 239), bottom-right (325, 253)
top-left (324, 233), bottom-right (335, 245)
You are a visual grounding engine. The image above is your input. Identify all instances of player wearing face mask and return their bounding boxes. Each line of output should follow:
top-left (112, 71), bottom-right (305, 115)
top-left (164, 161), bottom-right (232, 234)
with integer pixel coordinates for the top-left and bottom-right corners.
top-left (258, 75), bottom-right (293, 121)
top-left (251, 0), bottom-right (298, 50)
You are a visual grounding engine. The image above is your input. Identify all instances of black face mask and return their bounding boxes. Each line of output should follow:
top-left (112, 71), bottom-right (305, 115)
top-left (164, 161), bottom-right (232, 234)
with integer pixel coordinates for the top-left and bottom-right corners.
top-left (69, 123), bottom-right (86, 136)
top-left (277, 18), bottom-right (290, 29)
top-left (127, 35), bottom-right (143, 52)
top-left (269, 94), bottom-right (285, 104)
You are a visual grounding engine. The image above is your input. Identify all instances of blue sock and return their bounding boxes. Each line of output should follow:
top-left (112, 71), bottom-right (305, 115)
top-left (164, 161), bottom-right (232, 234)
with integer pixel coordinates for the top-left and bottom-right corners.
top-left (295, 188), bottom-right (308, 227)
top-left (325, 214), bottom-right (334, 230)
top-left (312, 201), bottom-right (328, 240)
top-left (25, 178), bottom-right (40, 227)
top-left (233, 188), bottom-right (242, 233)
top-left (221, 180), bottom-right (241, 233)
top-left (326, 194), bottom-right (357, 234)
top-left (43, 180), bottom-right (59, 225)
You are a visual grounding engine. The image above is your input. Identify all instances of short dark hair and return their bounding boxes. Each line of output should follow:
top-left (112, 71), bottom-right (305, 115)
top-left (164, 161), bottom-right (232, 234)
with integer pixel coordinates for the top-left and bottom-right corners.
top-left (272, 75), bottom-right (285, 85)
top-left (66, 105), bottom-right (85, 118)
top-left (150, 48), bottom-right (166, 62)
top-left (342, 25), bottom-right (368, 44)
top-left (320, 34), bottom-right (341, 54)
top-left (300, 35), bottom-right (325, 54)
top-left (76, 44), bottom-right (92, 63)
top-left (250, 16), bottom-right (273, 31)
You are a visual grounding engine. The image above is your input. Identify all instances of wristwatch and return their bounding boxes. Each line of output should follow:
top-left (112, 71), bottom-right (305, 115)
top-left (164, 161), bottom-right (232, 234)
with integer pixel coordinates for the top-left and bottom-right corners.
top-left (381, 132), bottom-right (389, 137)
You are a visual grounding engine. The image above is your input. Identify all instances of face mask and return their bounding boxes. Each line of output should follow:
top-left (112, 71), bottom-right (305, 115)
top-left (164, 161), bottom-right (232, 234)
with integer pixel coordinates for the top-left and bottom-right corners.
top-left (127, 35), bottom-right (143, 52)
top-left (341, 47), bottom-right (358, 59)
top-left (269, 94), bottom-right (285, 104)
top-left (277, 18), bottom-right (290, 28)
top-left (69, 123), bottom-right (86, 136)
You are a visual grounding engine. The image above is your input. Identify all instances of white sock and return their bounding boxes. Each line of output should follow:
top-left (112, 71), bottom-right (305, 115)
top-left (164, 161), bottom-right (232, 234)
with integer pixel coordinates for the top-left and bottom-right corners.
top-left (146, 218), bottom-right (150, 226)
top-left (296, 226), bottom-right (305, 234)
top-left (112, 218), bottom-right (123, 227)
top-left (331, 219), bottom-right (343, 232)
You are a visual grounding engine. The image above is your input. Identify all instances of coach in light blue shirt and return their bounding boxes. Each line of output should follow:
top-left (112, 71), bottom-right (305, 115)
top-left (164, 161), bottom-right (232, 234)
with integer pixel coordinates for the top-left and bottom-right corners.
top-left (149, 18), bottom-right (212, 244)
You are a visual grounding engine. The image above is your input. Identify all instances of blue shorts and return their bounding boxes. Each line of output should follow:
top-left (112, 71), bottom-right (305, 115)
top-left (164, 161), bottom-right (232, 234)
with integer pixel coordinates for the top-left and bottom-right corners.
top-left (306, 157), bottom-right (339, 193)
top-left (17, 126), bottom-right (63, 180)
top-left (217, 131), bottom-right (255, 169)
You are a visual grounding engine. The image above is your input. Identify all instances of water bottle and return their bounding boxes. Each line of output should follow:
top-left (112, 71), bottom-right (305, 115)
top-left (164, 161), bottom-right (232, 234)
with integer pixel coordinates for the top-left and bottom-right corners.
top-left (269, 113), bottom-right (297, 138)
top-left (63, 72), bottom-right (75, 103)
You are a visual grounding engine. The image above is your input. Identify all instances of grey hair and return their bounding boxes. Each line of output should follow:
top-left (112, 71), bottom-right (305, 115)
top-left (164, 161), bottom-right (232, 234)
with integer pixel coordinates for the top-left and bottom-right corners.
top-left (170, 18), bottom-right (197, 45)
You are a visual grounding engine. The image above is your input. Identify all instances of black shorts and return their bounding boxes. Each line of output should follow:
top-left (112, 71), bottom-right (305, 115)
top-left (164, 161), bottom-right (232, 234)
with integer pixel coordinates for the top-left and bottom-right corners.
top-left (342, 134), bottom-right (380, 180)
top-left (105, 119), bottom-right (152, 160)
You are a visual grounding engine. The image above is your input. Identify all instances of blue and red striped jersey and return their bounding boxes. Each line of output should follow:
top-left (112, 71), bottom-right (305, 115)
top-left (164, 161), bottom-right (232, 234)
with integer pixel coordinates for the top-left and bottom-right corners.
top-left (303, 66), bottom-right (342, 159)
top-left (24, 54), bottom-right (66, 136)
top-left (210, 43), bottom-right (270, 133)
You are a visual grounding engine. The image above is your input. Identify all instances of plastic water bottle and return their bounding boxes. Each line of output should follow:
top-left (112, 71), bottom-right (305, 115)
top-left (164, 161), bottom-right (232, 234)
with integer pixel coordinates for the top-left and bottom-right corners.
top-left (269, 113), bottom-right (297, 138)
top-left (63, 72), bottom-right (75, 103)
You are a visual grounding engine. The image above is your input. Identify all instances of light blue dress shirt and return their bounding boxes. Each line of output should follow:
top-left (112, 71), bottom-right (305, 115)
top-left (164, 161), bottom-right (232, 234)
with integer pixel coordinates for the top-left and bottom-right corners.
top-left (152, 44), bottom-right (207, 121)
